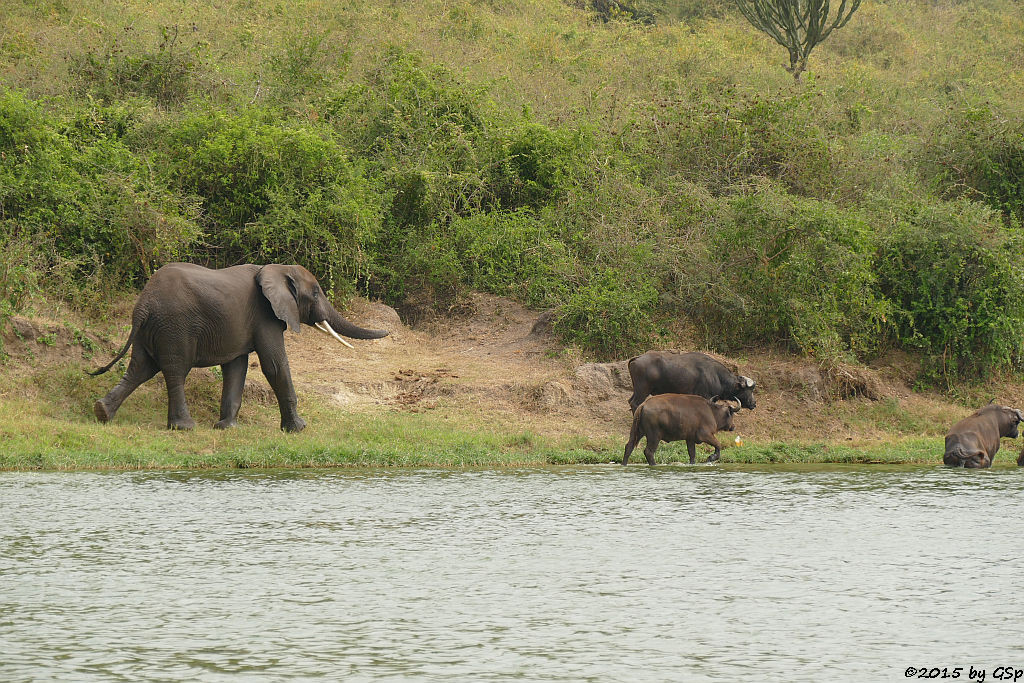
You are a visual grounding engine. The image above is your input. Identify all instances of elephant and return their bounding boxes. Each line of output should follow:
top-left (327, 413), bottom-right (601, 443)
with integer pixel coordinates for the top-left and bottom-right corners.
top-left (90, 262), bottom-right (389, 432)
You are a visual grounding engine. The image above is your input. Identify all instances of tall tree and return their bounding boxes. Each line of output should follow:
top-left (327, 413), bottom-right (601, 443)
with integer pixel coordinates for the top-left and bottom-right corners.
top-left (736, 0), bottom-right (862, 81)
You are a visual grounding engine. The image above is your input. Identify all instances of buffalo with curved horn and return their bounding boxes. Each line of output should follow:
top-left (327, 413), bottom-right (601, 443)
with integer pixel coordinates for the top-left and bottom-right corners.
top-left (944, 402), bottom-right (1024, 468)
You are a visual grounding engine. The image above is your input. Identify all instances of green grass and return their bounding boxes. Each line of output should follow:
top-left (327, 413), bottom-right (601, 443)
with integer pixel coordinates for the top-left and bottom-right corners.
top-left (0, 355), bottom-right (1009, 471)
top-left (0, 384), bottom-right (992, 471)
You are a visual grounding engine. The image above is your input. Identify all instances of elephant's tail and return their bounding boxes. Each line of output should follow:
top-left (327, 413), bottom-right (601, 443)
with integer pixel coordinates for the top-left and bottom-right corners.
top-left (88, 331), bottom-right (133, 376)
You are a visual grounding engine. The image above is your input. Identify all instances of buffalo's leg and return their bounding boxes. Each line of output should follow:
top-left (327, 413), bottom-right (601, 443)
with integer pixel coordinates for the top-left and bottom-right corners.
top-left (94, 348), bottom-right (158, 423)
top-left (706, 435), bottom-right (723, 463)
top-left (164, 366), bottom-right (195, 431)
top-left (644, 437), bottom-right (660, 466)
top-left (686, 440), bottom-right (697, 465)
top-left (623, 435), bottom-right (639, 466)
top-left (215, 354), bottom-right (249, 429)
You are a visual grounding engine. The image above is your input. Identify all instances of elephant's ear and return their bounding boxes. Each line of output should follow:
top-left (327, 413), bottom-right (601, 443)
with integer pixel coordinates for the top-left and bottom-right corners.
top-left (257, 265), bottom-right (301, 333)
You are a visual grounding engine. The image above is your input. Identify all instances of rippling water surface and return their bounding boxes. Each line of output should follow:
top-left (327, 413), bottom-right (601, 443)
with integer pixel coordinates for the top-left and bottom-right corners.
top-left (2, 464), bottom-right (1023, 681)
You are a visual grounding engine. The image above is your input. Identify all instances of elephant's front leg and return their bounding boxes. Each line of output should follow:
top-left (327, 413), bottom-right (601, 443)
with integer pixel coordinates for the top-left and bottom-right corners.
top-left (256, 345), bottom-right (305, 433)
top-left (215, 354), bottom-right (249, 429)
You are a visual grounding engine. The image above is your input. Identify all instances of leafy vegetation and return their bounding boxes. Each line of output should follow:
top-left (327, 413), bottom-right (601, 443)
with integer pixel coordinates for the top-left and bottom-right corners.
top-left (2, 0), bottom-right (1024, 384)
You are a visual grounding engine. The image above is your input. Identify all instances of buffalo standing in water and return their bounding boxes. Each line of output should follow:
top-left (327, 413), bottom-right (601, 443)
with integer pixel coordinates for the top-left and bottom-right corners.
top-left (944, 403), bottom-right (1024, 468)
top-left (623, 394), bottom-right (740, 466)
top-left (627, 351), bottom-right (756, 414)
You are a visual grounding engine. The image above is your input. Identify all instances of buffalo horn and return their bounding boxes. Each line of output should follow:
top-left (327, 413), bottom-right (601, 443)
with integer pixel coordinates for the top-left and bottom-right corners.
top-left (1015, 409), bottom-right (1024, 422)
top-left (741, 375), bottom-right (755, 388)
top-left (315, 321), bottom-right (355, 349)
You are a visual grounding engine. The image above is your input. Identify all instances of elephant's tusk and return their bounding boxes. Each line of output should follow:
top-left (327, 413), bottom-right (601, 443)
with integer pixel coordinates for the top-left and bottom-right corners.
top-left (315, 321), bottom-right (354, 348)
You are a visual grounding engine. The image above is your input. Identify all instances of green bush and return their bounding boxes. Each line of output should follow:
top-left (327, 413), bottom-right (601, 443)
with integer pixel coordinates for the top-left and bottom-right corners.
top-left (687, 185), bottom-right (890, 360)
top-left (161, 111), bottom-right (383, 294)
top-left (664, 90), bottom-right (837, 198)
top-left (920, 104), bottom-right (1024, 222)
top-left (488, 121), bottom-right (595, 211)
top-left (322, 48), bottom-right (487, 173)
top-left (390, 230), bottom-right (468, 315)
top-left (554, 269), bottom-right (659, 358)
top-left (69, 25), bottom-right (204, 106)
top-left (0, 90), bottom-right (201, 284)
top-left (876, 199), bottom-right (1024, 381)
top-left (450, 210), bottom-right (573, 307)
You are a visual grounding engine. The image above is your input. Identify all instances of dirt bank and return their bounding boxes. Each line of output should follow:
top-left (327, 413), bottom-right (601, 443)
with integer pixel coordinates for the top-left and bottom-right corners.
top-left (4, 292), bottom-right (1016, 450)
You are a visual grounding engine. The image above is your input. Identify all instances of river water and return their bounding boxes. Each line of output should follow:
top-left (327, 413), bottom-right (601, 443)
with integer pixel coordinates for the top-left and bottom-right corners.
top-left (1, 464), bottom-right (1022, 681)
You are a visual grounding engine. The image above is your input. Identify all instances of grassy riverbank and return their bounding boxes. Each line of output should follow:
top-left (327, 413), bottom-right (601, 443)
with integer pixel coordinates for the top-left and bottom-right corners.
top-left (4, 297), bottom-right (1023, 471)
top-left (0, 390), bottom-right (1003, 471)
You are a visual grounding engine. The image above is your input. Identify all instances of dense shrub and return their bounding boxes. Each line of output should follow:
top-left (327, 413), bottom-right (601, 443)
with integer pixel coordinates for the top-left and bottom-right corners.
top-left (663, 90), bottom-right (838, 198)
top-left (450, 210), bottom-right (573, 306)
top-left (488, 122), bottom-right (596, 211)
top-left (68, 25), bottom-right (204, 106)
top-left (554, 269), bottom-right (660, 358)
top-left (876, 200), bottom-right (1024, 381)
top-left (570, 0), bottom-right (657, 25)
top-left (158, 111), bottom-right (383, 295)
top-left (920, 104), bottom-right (1024, 222)
top-left (0, 90), bottom-right (201, 284)
top-left (685, 185), bottom-right (890, 360)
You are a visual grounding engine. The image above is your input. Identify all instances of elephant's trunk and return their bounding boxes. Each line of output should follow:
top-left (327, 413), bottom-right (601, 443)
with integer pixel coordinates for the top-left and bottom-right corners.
top-left (324, 308), bottom-right (390, 341)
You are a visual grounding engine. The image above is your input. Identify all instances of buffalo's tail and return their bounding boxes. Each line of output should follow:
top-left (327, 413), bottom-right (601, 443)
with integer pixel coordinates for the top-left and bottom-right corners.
top-left (942, 446), bottom-right (966, 466)
top-left (623, 399), bottom-right (646, 465)
top-left (88, 331), bottom-right (133, 376)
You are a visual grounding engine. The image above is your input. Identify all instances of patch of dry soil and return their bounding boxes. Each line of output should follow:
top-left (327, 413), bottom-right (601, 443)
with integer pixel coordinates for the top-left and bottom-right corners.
top-left (275, 293), bottom-right (972, 444)
top-left (6, 293), bottom-right (1004, 445)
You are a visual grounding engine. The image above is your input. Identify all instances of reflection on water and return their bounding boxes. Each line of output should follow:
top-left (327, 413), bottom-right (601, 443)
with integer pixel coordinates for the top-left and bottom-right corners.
top-left (1, 465), bottom-right (1023, 681)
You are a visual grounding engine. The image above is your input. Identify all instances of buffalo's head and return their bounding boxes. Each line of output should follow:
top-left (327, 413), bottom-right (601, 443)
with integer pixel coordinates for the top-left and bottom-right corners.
top-left (1006, 407), bottom-right (1024, 439)
top-left (733, 375), bottom-right (756, 410)
top-left (710, 397), bottom-right (742, 431)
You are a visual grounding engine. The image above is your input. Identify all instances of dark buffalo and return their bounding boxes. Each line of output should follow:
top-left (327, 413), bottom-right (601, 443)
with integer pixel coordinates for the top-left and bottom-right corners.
top-left (623, 394), bottom-right (740, 466)
top-left (627, 351), bottom-right (756, 413)
top-left (944, 403), bottom-right (1024, 468)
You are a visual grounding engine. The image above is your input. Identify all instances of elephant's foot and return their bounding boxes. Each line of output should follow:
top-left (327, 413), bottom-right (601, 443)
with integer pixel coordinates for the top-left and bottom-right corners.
top-left (93, 399), bottom-right (113, 424)
top-left (214, 418), bottom-right (237, 430)
top-left (167, 417), bottom-right (196, 431)
top-left (281, 416), bottom-right (306, 433)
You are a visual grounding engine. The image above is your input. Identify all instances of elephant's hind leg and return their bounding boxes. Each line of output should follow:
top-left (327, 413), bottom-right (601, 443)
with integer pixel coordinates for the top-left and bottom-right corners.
top-left (215, 354), bottom-right (249, 429)
top-left (94, 348), bottom-right (158, 423)
top-left (164, 367), bottom-right (196, 431)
